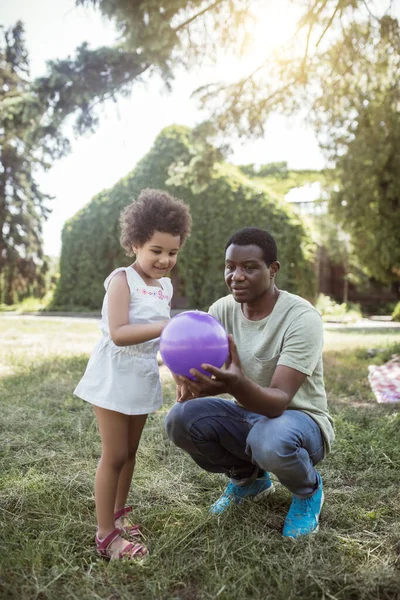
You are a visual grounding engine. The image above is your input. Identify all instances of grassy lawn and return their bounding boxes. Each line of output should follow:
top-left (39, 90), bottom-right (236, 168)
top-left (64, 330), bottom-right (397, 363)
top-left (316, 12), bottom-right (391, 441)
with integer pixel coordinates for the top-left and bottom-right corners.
top-left (0, 316), bottom-right (399, 600)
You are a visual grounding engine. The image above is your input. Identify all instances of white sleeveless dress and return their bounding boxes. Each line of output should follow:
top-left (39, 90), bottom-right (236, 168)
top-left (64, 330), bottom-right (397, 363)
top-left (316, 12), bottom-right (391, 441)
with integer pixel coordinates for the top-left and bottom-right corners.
top-left (74, 266), bottom-right (173, 415)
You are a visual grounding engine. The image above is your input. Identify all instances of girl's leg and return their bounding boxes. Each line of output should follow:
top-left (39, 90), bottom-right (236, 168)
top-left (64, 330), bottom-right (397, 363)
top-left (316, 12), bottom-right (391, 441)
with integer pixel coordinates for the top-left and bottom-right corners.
top-left (115, 414), bottom-right (148, 512)
top-left (94, 407), bottom-right (148, 559)
top-left (94, 406), bottom-right (130, 538)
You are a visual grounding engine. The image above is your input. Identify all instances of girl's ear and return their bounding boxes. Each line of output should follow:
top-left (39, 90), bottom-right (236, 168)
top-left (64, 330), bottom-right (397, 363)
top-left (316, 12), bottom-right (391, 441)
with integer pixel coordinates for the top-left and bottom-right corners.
top-left (132, 245), bottom-right (138, 255)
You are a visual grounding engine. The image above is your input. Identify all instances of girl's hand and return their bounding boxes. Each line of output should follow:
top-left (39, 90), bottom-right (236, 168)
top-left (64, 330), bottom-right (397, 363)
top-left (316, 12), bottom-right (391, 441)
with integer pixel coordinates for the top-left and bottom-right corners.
top-left (170, 372), bottom-right (192, 403)
top-left (108, 272), bottom-right (171, 345)
top-left (176, 381), bottom-right (193, 402)
top-left (159, 319), bottom-right (170, 335)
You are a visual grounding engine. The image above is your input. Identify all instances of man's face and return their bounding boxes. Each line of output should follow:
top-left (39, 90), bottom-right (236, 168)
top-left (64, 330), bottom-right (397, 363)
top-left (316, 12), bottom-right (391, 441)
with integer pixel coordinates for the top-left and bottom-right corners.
top-left (224, 244), bottom-right (278, 304)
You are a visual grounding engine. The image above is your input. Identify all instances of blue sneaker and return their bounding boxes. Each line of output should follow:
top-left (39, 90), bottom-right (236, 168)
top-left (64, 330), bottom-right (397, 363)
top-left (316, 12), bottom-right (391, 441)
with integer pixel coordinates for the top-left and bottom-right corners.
top-left (282, 473), bottom-right (324, 538)
top-left (210, 472), bottom-right (274, 515)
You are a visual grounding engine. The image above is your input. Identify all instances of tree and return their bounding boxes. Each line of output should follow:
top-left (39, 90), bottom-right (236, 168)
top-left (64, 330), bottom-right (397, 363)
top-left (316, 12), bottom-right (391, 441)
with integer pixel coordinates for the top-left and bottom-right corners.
top-left (329, 100), bottom-right (400, 284)
top-left (0, 22), bottom-right (51, 304)
top-left (36, 1), bottom-right (395, 141)
top-left (3, 1), bottom-right (397, 301)
top-left (48, 0), bottom-right (398, 286)
top-left (0, 20), bottom-right (150, 304)
top-left (313, 16), bottom-right (400, 283)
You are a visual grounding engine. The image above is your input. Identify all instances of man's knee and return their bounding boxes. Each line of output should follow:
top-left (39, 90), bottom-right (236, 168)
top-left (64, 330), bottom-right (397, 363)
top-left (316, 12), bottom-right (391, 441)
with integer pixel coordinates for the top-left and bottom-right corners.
top-left (165, 399), bottom-right (207, 451)
top-left (247, 422), bottom-right (294, 472)
top-left (165, 402), bottom-right (188, 445)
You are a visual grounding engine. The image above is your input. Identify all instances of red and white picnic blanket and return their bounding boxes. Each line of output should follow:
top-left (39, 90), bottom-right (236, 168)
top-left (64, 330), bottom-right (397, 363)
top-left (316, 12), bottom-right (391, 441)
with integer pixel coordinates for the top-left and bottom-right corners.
top-left (368, 355), bottom-right (400, 403)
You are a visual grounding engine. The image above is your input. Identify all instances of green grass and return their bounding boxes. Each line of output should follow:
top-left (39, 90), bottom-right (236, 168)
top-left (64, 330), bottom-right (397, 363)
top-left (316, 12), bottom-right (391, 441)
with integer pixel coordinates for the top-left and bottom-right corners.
top-left (0, 290), bottom-right (56, 313)
top-left (1, 317), bottom-right (400, 600)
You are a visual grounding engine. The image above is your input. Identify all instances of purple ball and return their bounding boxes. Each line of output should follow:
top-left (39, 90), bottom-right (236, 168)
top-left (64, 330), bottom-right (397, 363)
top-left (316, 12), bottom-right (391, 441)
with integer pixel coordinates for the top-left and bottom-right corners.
top-left (160, 310), bottom-right (229, 379)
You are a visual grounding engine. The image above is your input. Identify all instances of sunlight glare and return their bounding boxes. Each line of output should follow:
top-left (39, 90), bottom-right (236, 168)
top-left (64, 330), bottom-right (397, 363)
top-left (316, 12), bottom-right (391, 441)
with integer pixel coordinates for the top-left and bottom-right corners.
top-left (242, 1), bottom-right (304, 63)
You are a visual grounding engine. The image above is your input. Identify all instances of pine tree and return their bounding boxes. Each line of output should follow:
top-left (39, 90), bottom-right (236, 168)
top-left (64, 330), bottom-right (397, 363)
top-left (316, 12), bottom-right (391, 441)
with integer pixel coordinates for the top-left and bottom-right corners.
top-left (0, 21), bottom-right (51, 304)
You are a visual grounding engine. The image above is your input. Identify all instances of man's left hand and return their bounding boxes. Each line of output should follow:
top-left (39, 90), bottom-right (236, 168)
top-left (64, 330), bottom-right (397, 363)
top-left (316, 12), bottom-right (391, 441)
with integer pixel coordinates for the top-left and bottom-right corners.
top-left (177, 335), bottom-right (244, 401)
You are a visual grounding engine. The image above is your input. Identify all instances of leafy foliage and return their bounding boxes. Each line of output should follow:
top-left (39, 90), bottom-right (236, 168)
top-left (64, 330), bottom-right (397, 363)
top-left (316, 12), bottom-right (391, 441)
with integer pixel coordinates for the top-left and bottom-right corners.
top-left (4, 1), bottom-right (398, 303)
top-left (67, 1), bottom-right (400, 285)
top-left (244, 167), bottom-right (331, 199)
top-left (239, 161), bottom-right (289, 179)
top-left (329, 107), bottom-right (400, 284)
top-left (77, 0), bottom-right (255, 73)
top-left (31, 0), bottom-right (257, 139)
top-left (392, 302), bottom-right (400, 322)
top-left (33, 1), bottom-right (392, 145)
top-left (318, 18), bottom-right (400, 283)
top-left (315, 293), bottom-right (362, 323)
top-left (0, 22), bottom-right (51, 304)
top-left (33, 43), bottom-right (150, 137)
top-left (0, 21), bottom-right (148, 305)
top-left (52, 125), bottom-right (316, 310)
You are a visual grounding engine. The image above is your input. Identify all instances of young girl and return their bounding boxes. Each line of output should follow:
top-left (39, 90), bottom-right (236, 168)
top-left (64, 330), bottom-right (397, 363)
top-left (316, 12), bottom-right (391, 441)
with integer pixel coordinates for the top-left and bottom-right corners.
top-left (74, 189), bottom-right (192, 561)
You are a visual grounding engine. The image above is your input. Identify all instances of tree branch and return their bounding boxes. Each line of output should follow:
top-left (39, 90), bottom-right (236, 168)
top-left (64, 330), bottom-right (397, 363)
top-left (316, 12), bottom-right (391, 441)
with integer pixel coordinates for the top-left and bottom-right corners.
top-left (361, 0), bottom-right (381, 22)
top-left (174, 0), bottom-right (228, 33)
top-left (315, 2), bottom-right (341, 49)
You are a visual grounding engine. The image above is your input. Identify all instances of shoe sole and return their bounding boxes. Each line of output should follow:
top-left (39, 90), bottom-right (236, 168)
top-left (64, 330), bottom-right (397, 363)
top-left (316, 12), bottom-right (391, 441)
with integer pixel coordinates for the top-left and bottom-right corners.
top-left (311, 489), bottom-right (325, 534)
top-left (253, 483), bottom-right (275, 503)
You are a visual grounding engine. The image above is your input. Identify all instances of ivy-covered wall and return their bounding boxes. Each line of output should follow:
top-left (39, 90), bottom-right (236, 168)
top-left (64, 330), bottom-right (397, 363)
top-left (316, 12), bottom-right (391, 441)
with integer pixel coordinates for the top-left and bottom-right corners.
top-left (52, 125), bottom-right (316, 311)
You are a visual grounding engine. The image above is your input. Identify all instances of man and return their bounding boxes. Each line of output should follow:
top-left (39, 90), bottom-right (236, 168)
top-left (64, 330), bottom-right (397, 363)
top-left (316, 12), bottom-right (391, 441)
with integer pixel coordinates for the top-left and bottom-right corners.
top-left (165, 227), bottom-right (334, 538)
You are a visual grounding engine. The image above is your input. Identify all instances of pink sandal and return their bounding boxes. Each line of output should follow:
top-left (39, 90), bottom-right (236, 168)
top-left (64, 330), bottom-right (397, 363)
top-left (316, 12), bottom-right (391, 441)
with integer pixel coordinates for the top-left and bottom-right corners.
top-left (114, 506), bottom-right (145, 541)
top-left (96, 527), bottom-right (147, 561)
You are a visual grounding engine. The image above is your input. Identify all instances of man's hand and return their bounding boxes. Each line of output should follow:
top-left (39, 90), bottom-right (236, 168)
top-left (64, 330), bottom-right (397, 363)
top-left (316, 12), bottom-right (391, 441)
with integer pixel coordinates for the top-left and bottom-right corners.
top-left (177, 335), bottom-right (245, 401)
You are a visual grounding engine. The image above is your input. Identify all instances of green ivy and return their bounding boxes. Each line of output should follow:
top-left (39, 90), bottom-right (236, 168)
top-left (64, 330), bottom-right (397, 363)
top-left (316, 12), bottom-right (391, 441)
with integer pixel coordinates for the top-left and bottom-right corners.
top-left (52, 126), bottom-right (316, 311)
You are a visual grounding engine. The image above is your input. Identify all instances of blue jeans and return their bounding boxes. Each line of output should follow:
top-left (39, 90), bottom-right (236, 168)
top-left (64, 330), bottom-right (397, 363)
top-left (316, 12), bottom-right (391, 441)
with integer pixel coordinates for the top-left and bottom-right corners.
top-left (165, 398), bottom-right (325, 497)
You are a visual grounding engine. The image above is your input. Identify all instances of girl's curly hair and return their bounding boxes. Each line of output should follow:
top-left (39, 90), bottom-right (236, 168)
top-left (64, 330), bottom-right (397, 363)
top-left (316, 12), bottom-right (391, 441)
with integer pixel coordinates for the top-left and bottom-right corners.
top-left (120, 189), bottom-right (192, 256)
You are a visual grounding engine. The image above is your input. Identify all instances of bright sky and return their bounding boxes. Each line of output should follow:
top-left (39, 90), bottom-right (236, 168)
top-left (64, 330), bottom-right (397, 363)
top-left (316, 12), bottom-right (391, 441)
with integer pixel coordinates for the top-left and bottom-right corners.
top-left (1, 0), bottom-right (326, 256)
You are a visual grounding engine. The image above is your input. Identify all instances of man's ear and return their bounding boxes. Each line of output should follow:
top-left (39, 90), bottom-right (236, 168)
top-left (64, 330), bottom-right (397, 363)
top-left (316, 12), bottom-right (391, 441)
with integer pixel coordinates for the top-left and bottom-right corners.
top-left (270, 261), bottom-right (280, 276)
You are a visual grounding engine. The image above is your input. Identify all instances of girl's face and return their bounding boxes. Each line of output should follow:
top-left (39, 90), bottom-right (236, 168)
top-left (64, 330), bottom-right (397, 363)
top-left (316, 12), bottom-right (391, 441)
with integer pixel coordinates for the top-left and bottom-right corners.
top-left (132, 231), bottom-right (180, 282)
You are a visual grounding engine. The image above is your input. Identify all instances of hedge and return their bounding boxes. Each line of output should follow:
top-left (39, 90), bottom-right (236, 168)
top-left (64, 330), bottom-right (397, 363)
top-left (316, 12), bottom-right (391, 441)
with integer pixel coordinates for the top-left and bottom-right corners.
top-left (52, 125), bottom-right (316, 311)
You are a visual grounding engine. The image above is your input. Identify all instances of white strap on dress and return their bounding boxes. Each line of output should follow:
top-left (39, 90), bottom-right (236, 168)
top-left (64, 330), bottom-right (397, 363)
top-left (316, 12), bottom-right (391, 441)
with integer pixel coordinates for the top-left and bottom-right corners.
top-left (104, 267), bottom-right (133, 292)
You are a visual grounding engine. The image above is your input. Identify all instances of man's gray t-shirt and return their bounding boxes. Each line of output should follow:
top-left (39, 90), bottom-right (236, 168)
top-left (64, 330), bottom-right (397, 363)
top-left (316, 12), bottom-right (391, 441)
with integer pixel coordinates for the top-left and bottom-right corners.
top-left (208, 290), bottom-right (335, 453)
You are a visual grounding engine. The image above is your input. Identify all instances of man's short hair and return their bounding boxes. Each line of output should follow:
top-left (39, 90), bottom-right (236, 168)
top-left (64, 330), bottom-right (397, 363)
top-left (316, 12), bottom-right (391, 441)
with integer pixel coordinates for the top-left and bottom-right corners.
top-left (225, 227), bottom-right (278, 265)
